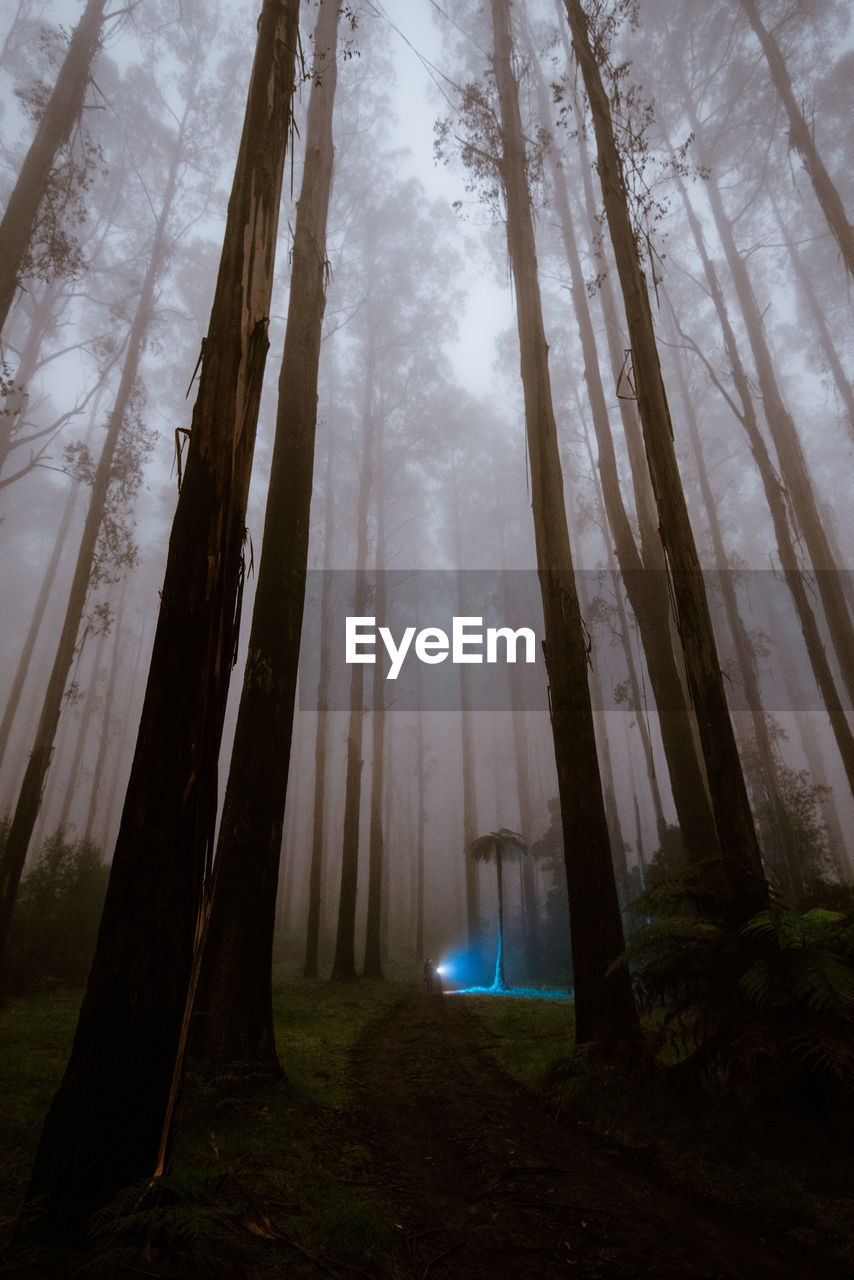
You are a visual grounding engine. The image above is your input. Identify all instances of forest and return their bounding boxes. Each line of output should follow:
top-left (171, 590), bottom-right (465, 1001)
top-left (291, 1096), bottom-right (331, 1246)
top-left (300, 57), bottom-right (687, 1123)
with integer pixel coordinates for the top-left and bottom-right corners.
top-left (0, 0), bottom-right (853, 1275)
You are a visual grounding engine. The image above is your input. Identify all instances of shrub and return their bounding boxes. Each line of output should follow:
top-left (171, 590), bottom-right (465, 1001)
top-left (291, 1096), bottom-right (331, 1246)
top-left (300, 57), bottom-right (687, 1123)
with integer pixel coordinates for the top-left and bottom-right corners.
top-left (3, 827), bottom-right (108, 993)
top-left (617, 863), bottom-right (854, 1110)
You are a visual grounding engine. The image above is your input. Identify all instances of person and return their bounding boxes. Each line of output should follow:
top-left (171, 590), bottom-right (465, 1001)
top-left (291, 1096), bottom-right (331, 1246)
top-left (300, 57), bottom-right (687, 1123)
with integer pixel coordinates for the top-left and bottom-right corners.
top-left (423, 957), bottom-right (434, 994)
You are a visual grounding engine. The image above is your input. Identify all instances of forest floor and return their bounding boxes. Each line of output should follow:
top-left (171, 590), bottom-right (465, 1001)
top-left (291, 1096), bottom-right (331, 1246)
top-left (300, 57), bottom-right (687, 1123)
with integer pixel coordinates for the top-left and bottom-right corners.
top-left (2, 980), bottom-right (851, 1278)
top-left (351, 988), bottom-right (830, 1280)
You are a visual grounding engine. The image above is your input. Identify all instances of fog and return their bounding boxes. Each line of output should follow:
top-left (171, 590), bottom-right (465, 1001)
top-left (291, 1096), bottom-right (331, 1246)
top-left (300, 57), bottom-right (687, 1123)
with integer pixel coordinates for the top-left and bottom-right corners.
top-left (1, 0), bottom-right (853, 998)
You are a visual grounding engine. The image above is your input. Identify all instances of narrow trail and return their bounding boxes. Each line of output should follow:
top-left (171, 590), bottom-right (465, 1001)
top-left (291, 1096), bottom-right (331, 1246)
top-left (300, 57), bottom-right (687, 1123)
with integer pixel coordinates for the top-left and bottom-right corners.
top-left (350, 989), bottom-right (822, 1280)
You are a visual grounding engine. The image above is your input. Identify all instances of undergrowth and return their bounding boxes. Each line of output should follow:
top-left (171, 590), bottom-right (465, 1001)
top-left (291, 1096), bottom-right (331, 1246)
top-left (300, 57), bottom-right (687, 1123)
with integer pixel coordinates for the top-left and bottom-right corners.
top-left (468, 891), bottom-right (854, 1269)
top-left (0, 977), bottom-right (407, 1279)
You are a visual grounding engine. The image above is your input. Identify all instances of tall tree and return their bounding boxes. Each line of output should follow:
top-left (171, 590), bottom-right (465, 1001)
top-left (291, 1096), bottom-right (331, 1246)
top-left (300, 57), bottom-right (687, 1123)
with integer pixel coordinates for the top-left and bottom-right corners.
top-left (670, 166), bottom-right (854, 803)
top-left (529, 45), bottom-right (718, 869)
top-left (24, 0), bottom-right (300, 1235)
top-left (562, 0), bottom-right (768, 915)
top-left (679, 82), bottom-right (854, 715)
top-left (738, 0), bottom-right (854, 278)
top-left (303, 441), bottom-right (336, 980)
top-left (192, 0), bottom-right (341, 1072)
top-left (489, 0), bottom-right (639, 1047)
top-left (0, 0), bottom-right (108, 337)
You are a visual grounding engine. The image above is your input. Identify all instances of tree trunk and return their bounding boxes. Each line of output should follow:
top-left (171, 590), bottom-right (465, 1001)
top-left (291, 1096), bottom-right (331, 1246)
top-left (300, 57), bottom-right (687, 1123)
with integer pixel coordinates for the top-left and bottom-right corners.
top-left (362, 483), bottom-right (387, 980)
top-left (331, 332), bottom-right (377, 983)
top-left (0, 0), bottom-right (107, 337)
top-left (83, 587), bottom-right (126, 843)
top-left (533, 51), bottom-right (719, 870)
top-left (303, 445), bottom-right (336, 979)
top-left (564, 0), bottom-right (767, 916)
top-left (191, 0), bottom-right (339, 1070)
top-left (55, 622), bottom-right (107, 832)
top-left (738, 0), bottom-right (854, 278)
top-left (0, 477), bottom-right (78, 773)
top-left (682, 91), bottom-right (854, 713)
top-left (414, 697), bottom-right (426, 964)
top-left (493, 850), bottom-right (507, 991)
top-left (24, 1), bottom-right (299, 1234)
top-left (0, 130), bottom-right (178, 977)
top-left (450, 474), bottom-right (482, 950)
top-left (771, 198), bottom-right (854, 441)
top-left (666, 314), bottom-right (804, 903)
top-left (671, 164), bottom-right (854, 804)
top-left (491, 0), bottom-right (639, 1048)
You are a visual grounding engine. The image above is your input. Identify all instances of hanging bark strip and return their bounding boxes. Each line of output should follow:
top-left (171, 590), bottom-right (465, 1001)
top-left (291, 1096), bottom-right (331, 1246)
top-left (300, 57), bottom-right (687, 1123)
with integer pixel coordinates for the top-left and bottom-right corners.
top-left (562, 0), bottom-right (768, 916)
top-left (738, 0), bottom-right (854, 279)
top-left (192, 0), bottom-right (341, 1070)
top-left (0, 0), bottom-right (107, 337)
top-left (490, 0), bottom-right (639, 1049)
top-left (24, 0), bottom-right (300, 1236)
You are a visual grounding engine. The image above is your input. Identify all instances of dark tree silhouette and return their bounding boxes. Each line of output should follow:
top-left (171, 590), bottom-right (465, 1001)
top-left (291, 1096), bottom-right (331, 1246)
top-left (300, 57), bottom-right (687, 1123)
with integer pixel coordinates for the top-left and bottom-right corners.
top-left (23, 0), bottom-right (300, 1236)
top-left (192, 0), bottom-right (341, 1074)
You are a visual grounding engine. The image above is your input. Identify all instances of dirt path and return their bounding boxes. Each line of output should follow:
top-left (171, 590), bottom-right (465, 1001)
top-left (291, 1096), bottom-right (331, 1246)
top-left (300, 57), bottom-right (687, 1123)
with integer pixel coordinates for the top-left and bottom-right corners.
top-left (350, 990), bottom-right (822, 1280)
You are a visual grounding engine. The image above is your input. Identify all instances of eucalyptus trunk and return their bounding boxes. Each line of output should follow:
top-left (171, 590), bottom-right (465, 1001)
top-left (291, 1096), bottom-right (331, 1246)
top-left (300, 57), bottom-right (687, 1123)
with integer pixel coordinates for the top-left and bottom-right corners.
top-left (534, 50), bottom-right (718, 869)
top-left (0, 0), bottom-right (107, 336)
top-left (24, 2), bottom-right (299, 1233)
top-left (0, 111), bottom-right (183, 980)
top-left (0, 478), bottom-right (77, 773)
top-left (303, 445), bottom-right (336, 979)
top-left (681, 89), bottom-right (854, 713)
top-left (491, 0), bottom-right (639, 1048)
top-left (331, 331), bottom-right (377, 983)
top-left (192, 0), bottom-right (340, 1070)
top-left (563, 0), bottom-right (767, 915)
top-left (672, 166), bottom-right (854, 803)
top-left (363, 479), bottom-right (387, 980)
top-left (739, 0), bottom-right (854, 278)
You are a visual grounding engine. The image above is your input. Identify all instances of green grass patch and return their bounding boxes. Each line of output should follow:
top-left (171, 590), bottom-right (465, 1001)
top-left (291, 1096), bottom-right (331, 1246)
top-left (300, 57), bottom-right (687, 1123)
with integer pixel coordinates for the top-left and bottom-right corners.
top-left (0, 989), bottom-right (82, 1228)
top-left (1, 978), bottom-right (408, 1278)
top-left (459, 991), bottom-right (575, 1090)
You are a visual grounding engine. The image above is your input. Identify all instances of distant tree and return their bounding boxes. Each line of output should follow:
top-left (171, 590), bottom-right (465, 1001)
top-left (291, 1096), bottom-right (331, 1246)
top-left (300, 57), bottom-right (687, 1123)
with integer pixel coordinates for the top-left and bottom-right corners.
top-left (0, 92), bottom-right (185, 985)
top-left (470, 827), bottom-right (528, 991)
top-left (0, 0), bottom-right (108, 337)
top-left (24, 0), bottom-right (300, 1236)
top-left (738, 0), bottom-right (854, 278)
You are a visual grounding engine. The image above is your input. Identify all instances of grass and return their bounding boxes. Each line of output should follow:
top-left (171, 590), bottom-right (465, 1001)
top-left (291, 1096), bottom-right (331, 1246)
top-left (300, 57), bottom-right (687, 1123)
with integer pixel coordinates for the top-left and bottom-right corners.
top-left (457, 990), bottom-right (575, 1090)
top-left (465, 990), bottom-right (854, 1269)
top-left (0, 990), bottom-right (82, 1230)
top-left (0, 976), bottom-right (408, 1279)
